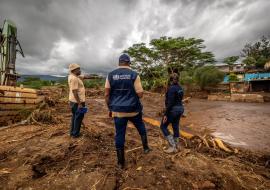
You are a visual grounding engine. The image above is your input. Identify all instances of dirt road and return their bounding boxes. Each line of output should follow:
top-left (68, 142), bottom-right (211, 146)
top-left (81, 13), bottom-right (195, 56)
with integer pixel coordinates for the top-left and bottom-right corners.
top-left (0, 89), bottom-right (269, 189)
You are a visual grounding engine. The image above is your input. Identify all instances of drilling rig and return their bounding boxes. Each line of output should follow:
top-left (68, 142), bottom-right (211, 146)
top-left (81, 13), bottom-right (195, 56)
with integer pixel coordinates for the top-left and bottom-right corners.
top-left (0, 20), bottom-right (41, 126)
top-left (0, 20), bottom-right (24, 86)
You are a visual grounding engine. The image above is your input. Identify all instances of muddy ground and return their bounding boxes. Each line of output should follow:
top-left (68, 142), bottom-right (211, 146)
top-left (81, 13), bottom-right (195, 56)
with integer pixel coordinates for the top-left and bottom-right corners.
top-left (0, 88), bottom-right (269, 190)
top-left (183, 99), bottom-right (270, 153)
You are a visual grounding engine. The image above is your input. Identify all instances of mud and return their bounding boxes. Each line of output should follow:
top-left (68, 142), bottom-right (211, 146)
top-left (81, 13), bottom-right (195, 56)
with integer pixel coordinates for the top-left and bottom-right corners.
top-left (0, 88), bottom-right (269, 189)
top-left (183, 99), bottom-right (270, 152)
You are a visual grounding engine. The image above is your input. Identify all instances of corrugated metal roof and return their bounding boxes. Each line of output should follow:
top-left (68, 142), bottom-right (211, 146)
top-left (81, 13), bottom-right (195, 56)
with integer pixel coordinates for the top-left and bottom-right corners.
top-left (222, 72), bottom-right (270, 83)
top-left (244, 73), bottom-right (270, 81)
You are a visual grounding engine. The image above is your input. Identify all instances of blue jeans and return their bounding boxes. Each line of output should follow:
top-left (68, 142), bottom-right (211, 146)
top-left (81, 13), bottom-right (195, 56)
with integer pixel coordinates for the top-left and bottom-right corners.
top-left (160, 106), bottom-right (184, 138)
top-left (113, 112), bottom-right (147, 149)
top-left (70, 102), bottom-right (85, 137)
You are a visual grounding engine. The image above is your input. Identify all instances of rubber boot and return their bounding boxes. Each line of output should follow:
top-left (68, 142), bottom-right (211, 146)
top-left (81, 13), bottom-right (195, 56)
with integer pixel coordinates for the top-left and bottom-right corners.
top-left (116, 148), bottom-right (125, 169)
top-left (164, 135), bottom-right (177, 154)
top-left (174, 137), bottom-right (180, 151)
top-left (141, 135), bottom-right (151, 154)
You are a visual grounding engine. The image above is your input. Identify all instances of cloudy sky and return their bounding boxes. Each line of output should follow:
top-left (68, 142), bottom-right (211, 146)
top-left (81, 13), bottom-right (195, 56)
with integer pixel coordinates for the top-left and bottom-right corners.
top-left (0, 0), bottom-right (269, 75)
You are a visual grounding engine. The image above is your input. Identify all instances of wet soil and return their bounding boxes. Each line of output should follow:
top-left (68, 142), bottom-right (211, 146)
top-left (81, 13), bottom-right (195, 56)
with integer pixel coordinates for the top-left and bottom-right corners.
top-left (184, 99), bottom-right (270, 153)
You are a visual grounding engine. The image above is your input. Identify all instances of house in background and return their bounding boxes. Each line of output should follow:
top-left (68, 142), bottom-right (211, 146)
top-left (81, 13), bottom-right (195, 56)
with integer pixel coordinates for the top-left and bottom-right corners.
top-left (214, 63), bottom-right (270, 93)
top-left (215, 63), bottom-right (245, 73)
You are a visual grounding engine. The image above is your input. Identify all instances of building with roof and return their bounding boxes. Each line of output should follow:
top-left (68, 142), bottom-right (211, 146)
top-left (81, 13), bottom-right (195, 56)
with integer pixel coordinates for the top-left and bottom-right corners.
top-left (213, 62), bottom-right (270, 93)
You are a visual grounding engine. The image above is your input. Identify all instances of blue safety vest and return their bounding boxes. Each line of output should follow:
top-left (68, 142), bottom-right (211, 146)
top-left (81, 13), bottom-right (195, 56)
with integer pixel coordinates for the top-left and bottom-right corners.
top-left (108, 68), bottom-right (142, 112)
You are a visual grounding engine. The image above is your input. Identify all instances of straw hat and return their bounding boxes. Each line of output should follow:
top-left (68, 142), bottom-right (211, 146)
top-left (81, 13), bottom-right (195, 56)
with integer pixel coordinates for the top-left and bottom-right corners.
top-left (69, 63), bottom-right (80, 71)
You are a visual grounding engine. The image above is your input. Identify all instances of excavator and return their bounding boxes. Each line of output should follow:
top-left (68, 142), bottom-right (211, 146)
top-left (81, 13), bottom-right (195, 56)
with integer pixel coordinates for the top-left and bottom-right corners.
top-left (0, 19), bottom-right (41, 126)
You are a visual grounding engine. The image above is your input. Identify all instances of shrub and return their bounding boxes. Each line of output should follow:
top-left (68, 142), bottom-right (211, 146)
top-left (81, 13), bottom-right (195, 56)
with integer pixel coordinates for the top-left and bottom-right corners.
top-left (194, 66), bottom-right (225, 90)
top-left (228, 73), bottom-right (239, 82)
top-left (84, 79), bottom-right (105, 89)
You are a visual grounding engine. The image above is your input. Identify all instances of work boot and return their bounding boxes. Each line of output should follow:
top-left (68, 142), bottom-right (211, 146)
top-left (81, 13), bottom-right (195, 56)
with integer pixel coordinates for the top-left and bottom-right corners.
top-left (164, 135), bottom-right (177, 154)
top-left (116, 148), bottom-right (125, 169)
top-left (174, 137), bottom-right (180, 151)
top-left (141, 135), bottom-right (151, 154)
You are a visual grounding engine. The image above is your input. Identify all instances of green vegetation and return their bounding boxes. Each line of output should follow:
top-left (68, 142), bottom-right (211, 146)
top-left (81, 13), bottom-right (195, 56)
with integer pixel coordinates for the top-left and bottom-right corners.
top-left (193, 66), bottom-right (225, 90)
top-left (17, 77), bottom-right (55, 89)
top-left (242, 36), bottom-right (270, 68)
top-left (228, 73), bottom-right (239, 82)
top-left (84, 78), bottom-right (105, 88)
top-left (124, 36), bottom-right (219, 90)
top-left (16, 76), bottom-right (105, 90)
top-left (223, 56), bottom-right (239, 71)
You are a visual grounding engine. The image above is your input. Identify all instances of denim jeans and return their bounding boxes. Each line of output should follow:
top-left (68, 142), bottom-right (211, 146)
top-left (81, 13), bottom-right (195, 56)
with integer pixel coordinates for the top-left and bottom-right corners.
top-left (70, 102), bottom-right (85, 137)
top-left (113, 112), bottom-right (147, 149)
top-left (160, 106), bottom-right (184, 138)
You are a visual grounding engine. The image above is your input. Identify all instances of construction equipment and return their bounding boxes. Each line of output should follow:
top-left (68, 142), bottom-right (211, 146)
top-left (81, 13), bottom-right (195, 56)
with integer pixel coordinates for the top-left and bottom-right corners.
top-left (0, 19), bottom-right (41, 126)
top-left (0, 20), bottom-right (24, 86)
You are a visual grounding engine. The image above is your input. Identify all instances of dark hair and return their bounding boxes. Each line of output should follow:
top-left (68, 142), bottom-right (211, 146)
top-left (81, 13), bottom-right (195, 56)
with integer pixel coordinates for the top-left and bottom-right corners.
top-left (169, 73), bottom-right (179, 84)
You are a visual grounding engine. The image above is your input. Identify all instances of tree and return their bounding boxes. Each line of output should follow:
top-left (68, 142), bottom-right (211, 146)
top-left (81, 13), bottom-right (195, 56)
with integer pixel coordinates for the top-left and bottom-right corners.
top-left (241, 36), bottom-right (270, 68)
top-left (193, 66), bottom-right (225, 90)
top-left (124, 36), bottom-right (215, 90)
top-left (149, 36), bottom-right (215, 73)
top-left (228, 73), bottom-right (239, 82)
top-left (223, 56), bottom-right (239, 72)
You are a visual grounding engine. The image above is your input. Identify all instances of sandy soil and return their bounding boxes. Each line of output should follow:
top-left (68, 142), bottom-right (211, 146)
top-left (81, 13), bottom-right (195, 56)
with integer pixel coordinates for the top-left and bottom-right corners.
top-left (0, 88), bottom-right (269, 190)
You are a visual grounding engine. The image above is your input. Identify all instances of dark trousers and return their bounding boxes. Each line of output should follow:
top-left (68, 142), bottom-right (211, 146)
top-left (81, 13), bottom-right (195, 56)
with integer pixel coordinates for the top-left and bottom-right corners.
top-left (70, 102), bottom-right (85, 137)
top-left (160, 108), bottom-right (183, 138)
top-left (113, 112), bottom-right (147, 149)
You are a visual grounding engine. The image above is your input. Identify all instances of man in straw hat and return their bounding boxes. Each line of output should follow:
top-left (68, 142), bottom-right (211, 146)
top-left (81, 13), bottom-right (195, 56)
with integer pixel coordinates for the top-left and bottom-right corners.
top-left (68, 63), bottom-right (97, 138)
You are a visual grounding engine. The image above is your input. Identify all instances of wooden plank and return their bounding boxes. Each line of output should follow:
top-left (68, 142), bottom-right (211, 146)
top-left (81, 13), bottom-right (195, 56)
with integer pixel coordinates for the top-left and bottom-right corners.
top-left (0, 104), bottom-right (37, 111)
top-left (0, 97), bottom-right (39, 104)
top-left (0, 91), bottom-right (37, 98)
top-left (0, 86), bottom-right (36, 93)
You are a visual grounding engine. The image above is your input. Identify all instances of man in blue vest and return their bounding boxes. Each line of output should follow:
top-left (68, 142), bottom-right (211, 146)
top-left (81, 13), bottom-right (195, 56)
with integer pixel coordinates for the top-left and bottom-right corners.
top-left (105, 54), bottom-right (151, 168)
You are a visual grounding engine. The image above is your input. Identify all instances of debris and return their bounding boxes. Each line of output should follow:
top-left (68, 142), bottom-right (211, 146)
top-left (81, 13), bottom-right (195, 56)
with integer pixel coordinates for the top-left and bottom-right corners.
top-left (0, 168), bottom-right (12, 174)
top-left (199, 181), bottom-right (215, 189)
top-left (214, 138), bottom-right (232, 152)
top-left (143, 117), bottom-right (232, 153)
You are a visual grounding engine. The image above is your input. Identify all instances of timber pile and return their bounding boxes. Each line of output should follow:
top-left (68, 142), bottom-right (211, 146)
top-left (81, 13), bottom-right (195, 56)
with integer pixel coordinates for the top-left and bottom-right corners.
top-left (0, 86), bottom-right (43, 126)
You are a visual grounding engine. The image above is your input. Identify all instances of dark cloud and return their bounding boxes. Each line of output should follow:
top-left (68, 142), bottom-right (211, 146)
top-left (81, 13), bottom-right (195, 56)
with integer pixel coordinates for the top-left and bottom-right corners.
top-left (0, 0), bottom-right (269, 75)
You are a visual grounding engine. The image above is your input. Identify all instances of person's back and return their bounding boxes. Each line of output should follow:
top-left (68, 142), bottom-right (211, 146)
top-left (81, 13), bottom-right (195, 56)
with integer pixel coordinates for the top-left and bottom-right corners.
top-left (108, 67), bottom-right (142, 113)
top-left (161, 73), bottom-right (184, 154)
top-left (105, 54), bottom-right (151, 169)
top-left (165, 83), bottom-right (183, 113)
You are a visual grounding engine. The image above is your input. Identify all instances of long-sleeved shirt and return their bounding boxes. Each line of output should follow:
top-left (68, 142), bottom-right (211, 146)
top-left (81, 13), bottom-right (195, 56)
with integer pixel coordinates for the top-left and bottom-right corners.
top-left (165, 84), bottom-right (184, 116)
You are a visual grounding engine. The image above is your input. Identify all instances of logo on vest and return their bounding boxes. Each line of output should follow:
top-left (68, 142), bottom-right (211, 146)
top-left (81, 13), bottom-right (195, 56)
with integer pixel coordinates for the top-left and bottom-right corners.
top-left (113, 74), bottom-right (131, 80)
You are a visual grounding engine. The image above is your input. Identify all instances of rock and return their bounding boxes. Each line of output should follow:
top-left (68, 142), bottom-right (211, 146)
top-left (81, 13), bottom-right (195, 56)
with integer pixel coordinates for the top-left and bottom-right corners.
top-left (136, 166), bottom-right (142, 171)
top-left (208, 95), bottom-right (230, 101)
top-left (199, 181), bottom-right (215, 189)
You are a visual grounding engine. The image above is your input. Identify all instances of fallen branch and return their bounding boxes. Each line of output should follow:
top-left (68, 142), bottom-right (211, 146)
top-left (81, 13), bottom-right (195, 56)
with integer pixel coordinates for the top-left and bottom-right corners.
top-left (0, 168), bottom-right (12, 175)
top-left (90, 176), bottom-right (104, 190)
top-left (126, 147), bottom-right (142, 153)
top-left (143, 117), bottom-right (233, 153)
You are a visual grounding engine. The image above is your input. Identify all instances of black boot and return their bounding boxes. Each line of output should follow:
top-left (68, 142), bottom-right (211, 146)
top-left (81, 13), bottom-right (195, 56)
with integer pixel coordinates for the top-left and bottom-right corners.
top-left (116, 148), bottom-right (125, 169)
top-left (141, 135), bottom-right (151, 154)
